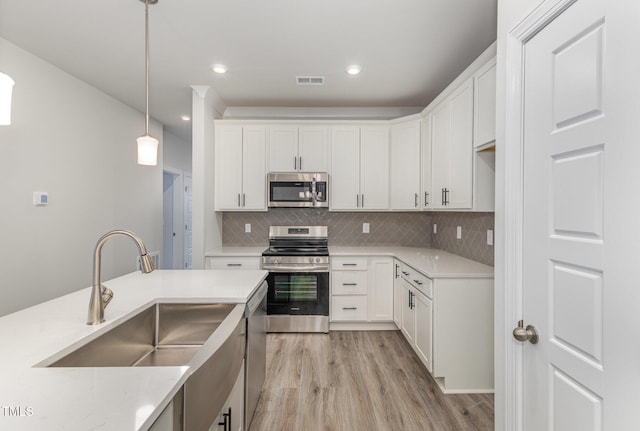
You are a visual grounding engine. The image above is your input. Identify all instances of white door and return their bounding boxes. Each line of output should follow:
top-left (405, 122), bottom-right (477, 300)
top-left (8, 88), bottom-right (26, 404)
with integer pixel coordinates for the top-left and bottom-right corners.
top-left (242, 126), bottom-right (267, 210)
top-left (390, 120), bottom-right (421, 210)
top-left (430, 101), bottom-right (450, 209)
top-left (421, 113), bottom-right (432, 209)
top-left (162, 172), bottom-right (175, 269)
top-left (330, 127), bottom-right (361, 210)
top-left (298, 126), bottom-right (329, 172)
top-left (414, 289), bottom-right (432, 373)
top-left (400, 281), bottom-right (415, 344)
top-left (367, 258), bottom-right (394, 321)
top-left (447, 78), bottom-right (473, 209)
top-left (519, 0), bottom-right (639, 429)
top-left (268, 126), bottom-right (298, 172)
top-left (215, 126), bottom-right (243, 210)
top-left (360, 126), bottom-right (390, 210)
top-left (183, 173), bottom-right (192, 270)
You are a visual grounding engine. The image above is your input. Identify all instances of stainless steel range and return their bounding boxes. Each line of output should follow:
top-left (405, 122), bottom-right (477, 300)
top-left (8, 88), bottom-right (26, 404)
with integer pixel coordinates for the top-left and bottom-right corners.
top-left (262, 226), bottom-right (329, 333)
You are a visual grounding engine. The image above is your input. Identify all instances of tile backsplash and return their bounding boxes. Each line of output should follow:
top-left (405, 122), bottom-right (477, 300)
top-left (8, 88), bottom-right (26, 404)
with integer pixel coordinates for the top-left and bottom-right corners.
top-left (431, 212), bottom-right (494, 266)
top-left (222, 209), bottom-right (432, 247)
top-left (221, 209), bottom-right (494, 266)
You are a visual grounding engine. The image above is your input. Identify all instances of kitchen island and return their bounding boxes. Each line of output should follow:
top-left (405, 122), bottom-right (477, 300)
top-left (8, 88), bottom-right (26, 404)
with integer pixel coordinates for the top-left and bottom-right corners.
top-left (0, 269), bottom-right (268, 431)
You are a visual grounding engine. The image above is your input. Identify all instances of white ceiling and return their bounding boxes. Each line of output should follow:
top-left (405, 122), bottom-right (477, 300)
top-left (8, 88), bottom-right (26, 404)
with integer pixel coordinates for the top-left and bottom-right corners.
top-left (0, 0), bottom-right (497, 141)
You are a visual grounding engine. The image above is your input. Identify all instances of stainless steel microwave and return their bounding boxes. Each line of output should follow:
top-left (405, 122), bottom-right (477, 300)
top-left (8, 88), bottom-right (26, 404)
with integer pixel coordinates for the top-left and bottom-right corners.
top-left (267, 172), bottom-right (328, 208)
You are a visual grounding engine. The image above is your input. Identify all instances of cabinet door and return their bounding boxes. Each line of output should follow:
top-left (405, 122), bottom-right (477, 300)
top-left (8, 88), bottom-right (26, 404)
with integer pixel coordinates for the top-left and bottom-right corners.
top-left (216, 126), bottom-right (243, 210)
top-left (393, 260), bottom-right (402, 328)
top-left (473, 59), bottom-right (497, 148)
top-left (421, 113), bottom-right (433, 209)
top-left (330, 127), bottom-right (361, 210)
top-left (390, 120), bottom-right (421, 210)
top-left (400, 281), bottom-right (415, 344)
top-left (242, 126), bottom-right (267, 210)
top-left (368, 258), bottom-right (394, 321)
top-left (430, 101), bottom-right (450, 209)
top-left (268, 126), bottom-right (298, 172)
top-left (447, 78), bottom-right (474, 209)
top-left (298, 126), bottom-right (329, 172)
top-left (360, 126), bottom-right (390, 210)
top-left (215, 361), bottom-right (244, 431)
top-left (414, 289), bottom-right (433, 372)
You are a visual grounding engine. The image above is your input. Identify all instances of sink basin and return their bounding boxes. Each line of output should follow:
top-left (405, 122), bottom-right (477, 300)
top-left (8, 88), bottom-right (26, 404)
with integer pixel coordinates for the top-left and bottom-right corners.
top-left (49, 303), bottom-right (236, 367)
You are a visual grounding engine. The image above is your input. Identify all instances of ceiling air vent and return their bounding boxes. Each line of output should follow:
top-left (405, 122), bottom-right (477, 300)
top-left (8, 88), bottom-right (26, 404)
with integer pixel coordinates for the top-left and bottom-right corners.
top-left (296, 76), bottom-right (325, 86)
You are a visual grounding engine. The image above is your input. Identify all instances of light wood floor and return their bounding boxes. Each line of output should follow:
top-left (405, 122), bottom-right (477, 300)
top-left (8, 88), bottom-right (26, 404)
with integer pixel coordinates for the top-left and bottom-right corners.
top-left (249, 331), bottom-right (494, 431)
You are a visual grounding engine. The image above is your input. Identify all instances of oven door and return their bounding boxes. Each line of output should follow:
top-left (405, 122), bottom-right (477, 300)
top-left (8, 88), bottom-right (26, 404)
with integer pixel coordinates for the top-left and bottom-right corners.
top-left (266, 271), bottom-right (329, 315)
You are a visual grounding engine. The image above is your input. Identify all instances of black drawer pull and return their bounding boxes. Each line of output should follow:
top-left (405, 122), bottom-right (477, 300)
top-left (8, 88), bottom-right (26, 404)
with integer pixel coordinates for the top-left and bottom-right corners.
top-left (342, 283), bottom-right (358, 286)
top-left (342, 263), bottom-right (358, 266)
top-left (342, 307), bottom-right (358, 310)
top-left (227, 263), bottom-right (242, 267)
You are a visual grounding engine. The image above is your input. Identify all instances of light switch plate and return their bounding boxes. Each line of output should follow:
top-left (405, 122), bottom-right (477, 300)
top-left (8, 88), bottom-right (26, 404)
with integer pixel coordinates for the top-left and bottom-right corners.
top-left (33, 192), bottom-right (48, 206)
top-left (363, 223), bottom-right (370, 234)
top-left (487, 229), bottom-right (494, 246)
top-left (245, 223), bottom-right (251, 233)
top-left (456, 226), bottom-right (462, 239)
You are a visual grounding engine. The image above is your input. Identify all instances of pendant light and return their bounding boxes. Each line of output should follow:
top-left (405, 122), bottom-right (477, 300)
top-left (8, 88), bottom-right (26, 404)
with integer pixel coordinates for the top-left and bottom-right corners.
top-left (0, 71), bottom-right (15, 126)
top-left (137, 0), bottom-right (159, 166)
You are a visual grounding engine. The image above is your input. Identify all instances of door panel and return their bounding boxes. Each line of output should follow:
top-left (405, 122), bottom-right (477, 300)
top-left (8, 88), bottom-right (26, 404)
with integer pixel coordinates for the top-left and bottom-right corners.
top-left (360, 126), bottom-right (390, 210)
top-left (215, 126), bottom-right (243, 209)
top-left (298, 126), bottom-right (329, 172)
top-left (523, 1), bottom-right (606, 429)
top-left (268, 126), bottom-right (298, 172)
top-left (242, 126), bottom-right (267, 210)
top-left (330, 127), bottom-right (360, 210)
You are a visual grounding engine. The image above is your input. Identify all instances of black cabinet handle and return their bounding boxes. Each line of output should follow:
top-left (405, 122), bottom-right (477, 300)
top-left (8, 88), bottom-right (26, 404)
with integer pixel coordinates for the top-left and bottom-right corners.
top-left (413, 279), bottom-right (423, 286)
top-left (218, 407), bottom-right (231, 431)
top-left (342, 263), bottom-right (358, 267)
top-left (342, 283), bottom-right (358, 286)
top-left (425, 192), bottom-right (429, 206)
top-left (342, 307), bottom-right (358, 310)
top-left (395, 264), bottom-right (400, 278)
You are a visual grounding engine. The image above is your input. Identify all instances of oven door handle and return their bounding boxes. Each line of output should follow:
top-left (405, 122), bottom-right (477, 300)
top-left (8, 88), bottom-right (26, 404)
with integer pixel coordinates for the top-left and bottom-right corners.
top-left (263, 265), bottom-right (329, 273)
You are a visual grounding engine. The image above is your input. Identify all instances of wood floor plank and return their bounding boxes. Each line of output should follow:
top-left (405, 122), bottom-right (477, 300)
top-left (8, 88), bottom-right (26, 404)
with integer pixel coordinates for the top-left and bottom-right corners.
top-left (249, 331), bottom-right (494, 431)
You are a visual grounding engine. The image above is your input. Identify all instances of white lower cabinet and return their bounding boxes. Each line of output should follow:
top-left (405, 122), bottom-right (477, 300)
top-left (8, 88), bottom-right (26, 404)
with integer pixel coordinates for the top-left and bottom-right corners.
top-left (330, 256), bottom-right (393, 323)
top-left (414, 289), bottom-right (433, 373)
top-left (397, 261), bottom-right (493, 393)
top-left (392, 260), bottom-right (402, 328)
top-left (211, 361), bottom-right (245, 431)
top-left (205, 256), bottom-right (261, 270)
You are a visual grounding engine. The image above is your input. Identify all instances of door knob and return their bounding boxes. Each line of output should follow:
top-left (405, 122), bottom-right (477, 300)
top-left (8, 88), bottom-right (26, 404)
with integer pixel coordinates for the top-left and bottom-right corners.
top-left (513, 320), bottom-right (539, 344)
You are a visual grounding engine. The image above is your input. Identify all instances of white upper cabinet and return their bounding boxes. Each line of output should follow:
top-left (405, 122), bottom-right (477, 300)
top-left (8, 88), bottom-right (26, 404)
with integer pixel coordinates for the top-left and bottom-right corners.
top-left (330, 126), bottom-right (389, 211)
top-left (268, 126), bottom-right (298, 172)
top-left (215, 125), bottom-right (267, 211)
top-left (473, 57), bottom-right (497, 149)
top-left (330, 127), bottom-right (361, 210)
top-left (421, 113), bottom-right (433, 209)
top-left (390, 119), bottom-right (421, 210)
top-left (430, 78), bottom-right (474, 210)
top-left (360, 127), bottom-right (390, 210)
top-left (268, 125), bottom-right (329, 172)
top-left (298, 126), bottom-right (329, 172)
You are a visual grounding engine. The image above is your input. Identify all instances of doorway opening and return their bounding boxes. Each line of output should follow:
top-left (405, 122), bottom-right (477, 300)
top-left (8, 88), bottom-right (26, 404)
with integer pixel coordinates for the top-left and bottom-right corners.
top-left (162, 168), bottom-right (192, 269)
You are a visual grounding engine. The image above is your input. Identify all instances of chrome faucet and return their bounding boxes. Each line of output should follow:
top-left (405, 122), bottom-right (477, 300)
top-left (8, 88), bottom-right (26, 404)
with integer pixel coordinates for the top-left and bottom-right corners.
top-left (87, 229), bottom-right (154, 325)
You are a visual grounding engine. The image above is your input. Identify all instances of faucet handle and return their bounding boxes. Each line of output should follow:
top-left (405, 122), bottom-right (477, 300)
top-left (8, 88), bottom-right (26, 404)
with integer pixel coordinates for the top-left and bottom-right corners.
top-left (101, 285), bottom-right (114, 308)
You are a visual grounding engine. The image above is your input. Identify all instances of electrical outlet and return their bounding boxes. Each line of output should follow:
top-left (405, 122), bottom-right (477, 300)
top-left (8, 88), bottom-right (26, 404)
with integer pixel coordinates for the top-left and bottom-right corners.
top-left (456, 226), bottom-right (462, 239)
top-left (245, 223), bottom-right (251, 233)
top-left (433, 224), bottom-right (437, 234)
top-left (363, 223), bottom-right (370, 234)
top-left (487, 229), bottom-right (494, 246)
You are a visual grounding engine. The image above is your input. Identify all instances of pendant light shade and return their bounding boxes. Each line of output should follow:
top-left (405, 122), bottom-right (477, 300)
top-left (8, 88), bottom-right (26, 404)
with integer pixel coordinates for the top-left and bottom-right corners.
top-left (0, 71), bottom-right (15, 126)
top-left (137, 134), bottom-right (159, 165)
top-left (137, 0), bottom-right (159, 165)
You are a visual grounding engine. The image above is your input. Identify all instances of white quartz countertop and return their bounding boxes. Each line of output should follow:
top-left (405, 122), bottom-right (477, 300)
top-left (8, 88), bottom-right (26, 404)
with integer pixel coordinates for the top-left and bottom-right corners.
top-left (206, 246), bottom-right (266, 257)
top-left (0, 269), bottom-right (268, 431)
top-left (206, 245), bottom-right (493, 278)
top-left (336, 246), bottom-right (493, 278)
top-left (330, 246), bottom-right (493, 278)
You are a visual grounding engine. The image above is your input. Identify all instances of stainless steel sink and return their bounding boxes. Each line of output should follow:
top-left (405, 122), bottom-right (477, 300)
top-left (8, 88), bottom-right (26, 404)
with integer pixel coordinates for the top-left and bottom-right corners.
top-left (49, 303), bottom-right (236, 367)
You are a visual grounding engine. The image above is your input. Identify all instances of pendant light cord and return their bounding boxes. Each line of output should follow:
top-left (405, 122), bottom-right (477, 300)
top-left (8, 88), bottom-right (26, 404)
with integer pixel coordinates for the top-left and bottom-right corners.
top-left (144, 0), bottom-right (150, 136)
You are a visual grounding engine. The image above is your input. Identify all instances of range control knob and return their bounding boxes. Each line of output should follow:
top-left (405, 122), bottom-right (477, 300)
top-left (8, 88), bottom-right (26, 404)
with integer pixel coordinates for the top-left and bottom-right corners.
top-left (315, 258), bottom-right (321, 263)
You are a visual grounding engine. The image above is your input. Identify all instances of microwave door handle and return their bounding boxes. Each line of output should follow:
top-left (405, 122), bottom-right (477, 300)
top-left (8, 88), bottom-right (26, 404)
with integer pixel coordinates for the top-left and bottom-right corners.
top-left (311, 177), bottom-right (317, 205)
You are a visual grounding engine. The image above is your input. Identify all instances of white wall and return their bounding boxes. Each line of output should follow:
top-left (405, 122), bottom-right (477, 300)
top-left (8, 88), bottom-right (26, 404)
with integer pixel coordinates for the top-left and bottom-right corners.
top-left (163, 130), bottom-right (191, 173)
top-left (0, 37), bottom-right (163, 317)
top-left (495, 1), bottom-right (545, 430)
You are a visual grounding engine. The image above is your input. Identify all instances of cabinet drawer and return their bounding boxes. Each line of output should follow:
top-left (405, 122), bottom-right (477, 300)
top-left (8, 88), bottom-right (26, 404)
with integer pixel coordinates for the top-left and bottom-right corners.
top-left (401, 265), bottom-right (433, 298)
top-left (331, 257), bottom-right (368, 271)
top-left (331, 296), bottom-right (368, 321)
top-left (206, 257), bottom-right (261, 270)
top-left (332, 271), bottom-right (368, 295)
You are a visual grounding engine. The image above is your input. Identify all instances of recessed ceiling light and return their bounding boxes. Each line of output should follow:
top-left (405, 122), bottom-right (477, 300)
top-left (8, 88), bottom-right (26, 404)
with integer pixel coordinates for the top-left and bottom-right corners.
top-left (181, 115), bottom-right (191, 121)
top-left (345, 65), bottom-right (362, 75)
top-left (211, 64), bottom-right (228, 74)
